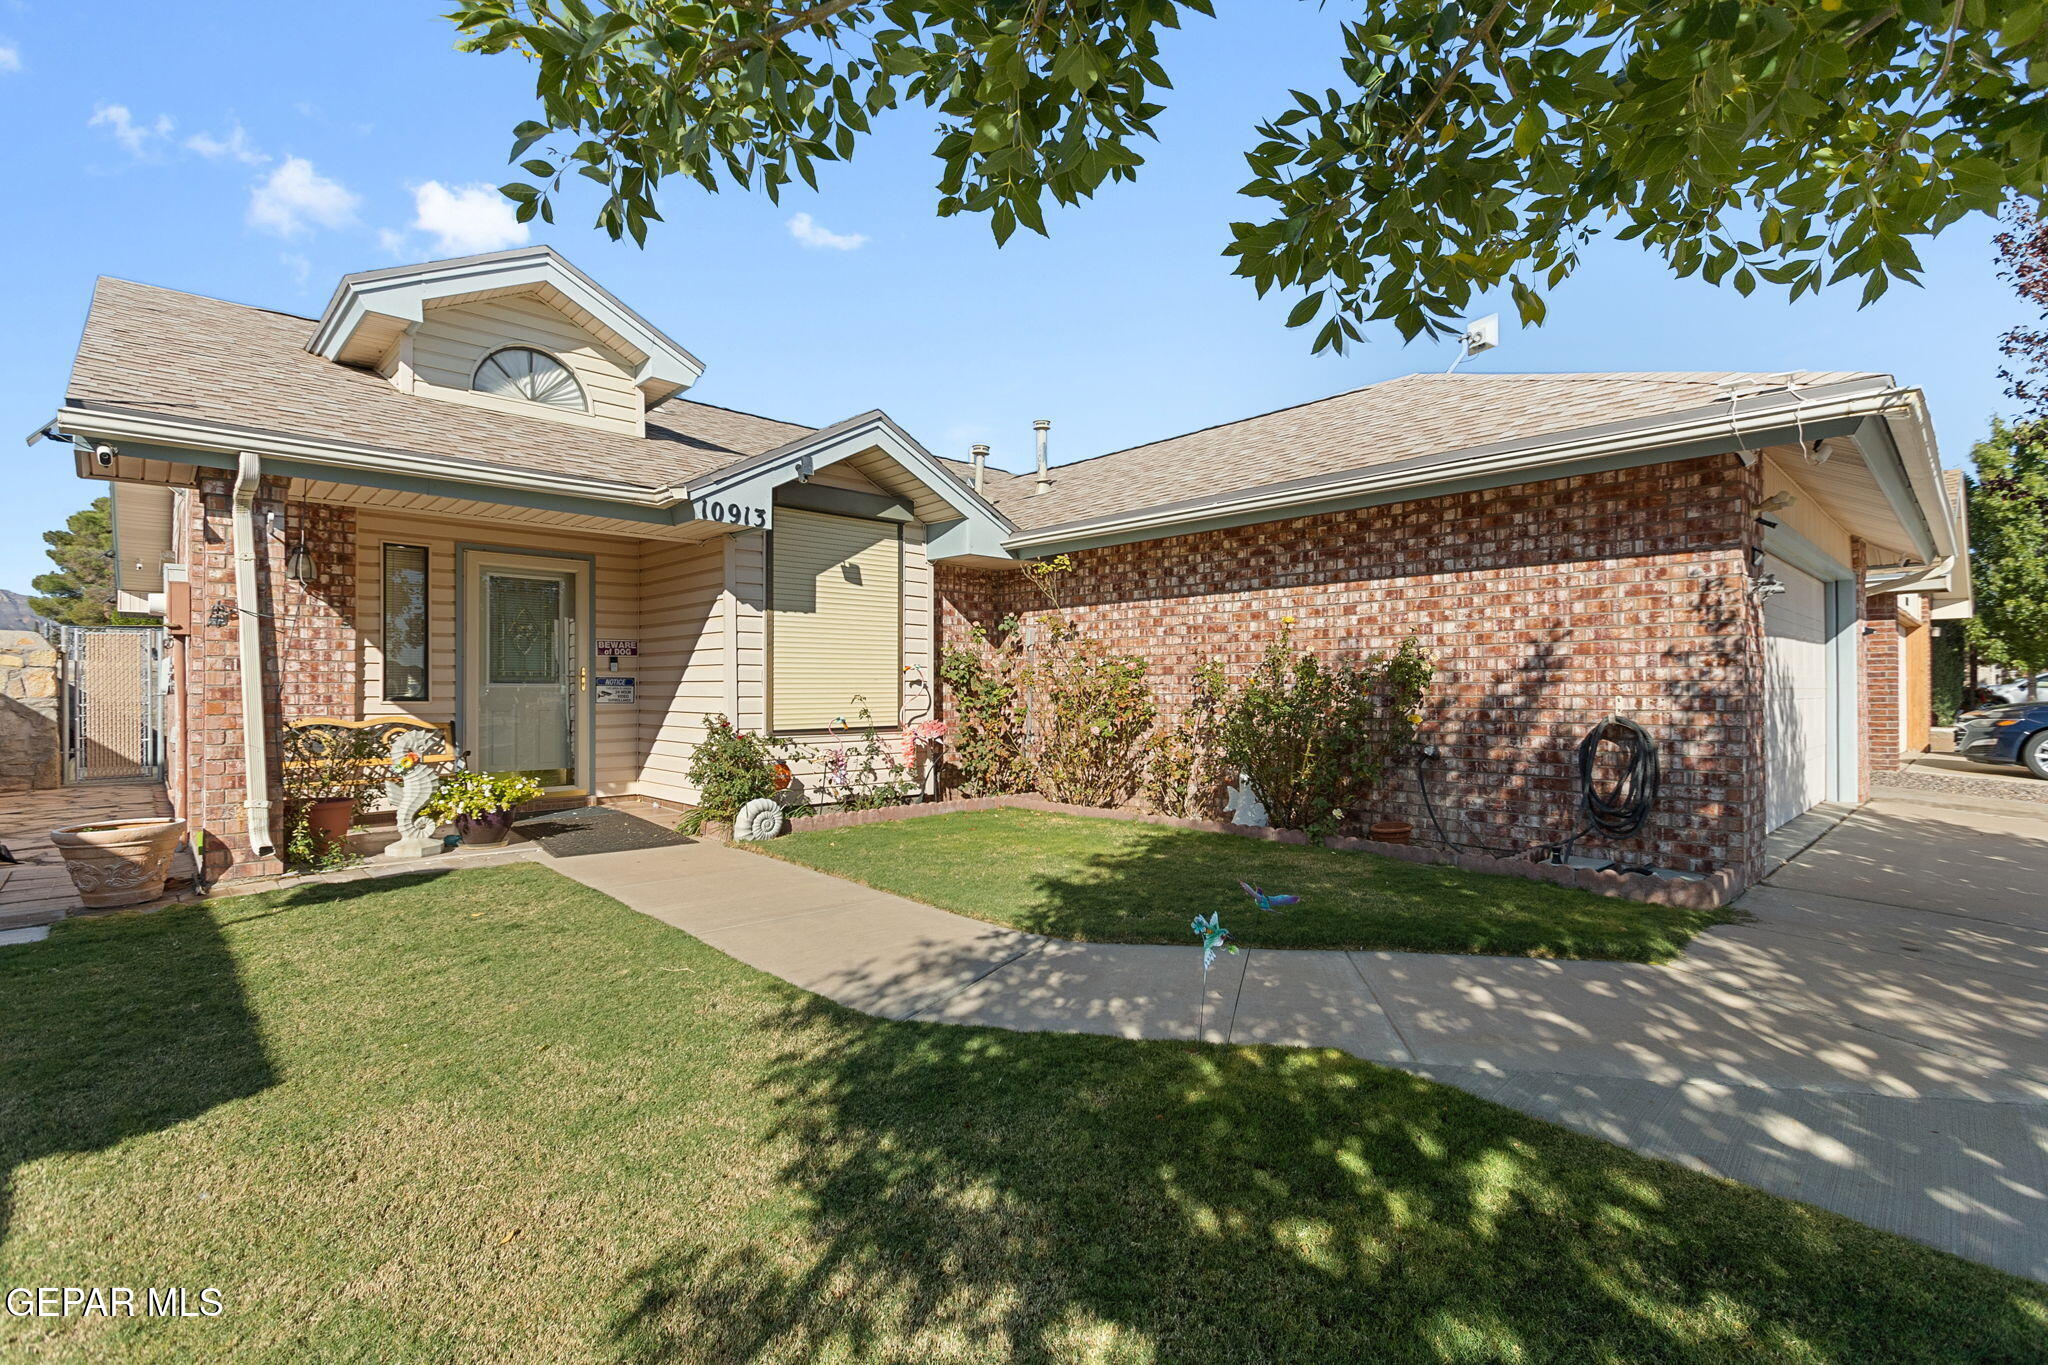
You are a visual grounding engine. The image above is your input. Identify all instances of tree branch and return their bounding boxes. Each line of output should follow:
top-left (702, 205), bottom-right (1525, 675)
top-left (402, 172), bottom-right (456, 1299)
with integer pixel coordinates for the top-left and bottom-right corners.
top-left (702, 0), bottom-right (866, 65)
top-left (1389, 0), bottom-right (1511, 173)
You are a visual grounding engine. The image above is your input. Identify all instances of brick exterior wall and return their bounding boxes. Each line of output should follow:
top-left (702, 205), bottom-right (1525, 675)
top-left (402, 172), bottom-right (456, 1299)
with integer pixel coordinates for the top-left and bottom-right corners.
top-left (1865, 585), bottom-right (1904, 774)
top-left (938, 454), bottom-right (1771, 878)
top-left (176, 475), bottom-right (358, 881)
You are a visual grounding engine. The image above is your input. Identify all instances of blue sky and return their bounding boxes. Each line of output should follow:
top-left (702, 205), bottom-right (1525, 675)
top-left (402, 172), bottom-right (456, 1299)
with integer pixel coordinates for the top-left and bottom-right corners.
top-left (0, 1), bottom-right (2028, 594)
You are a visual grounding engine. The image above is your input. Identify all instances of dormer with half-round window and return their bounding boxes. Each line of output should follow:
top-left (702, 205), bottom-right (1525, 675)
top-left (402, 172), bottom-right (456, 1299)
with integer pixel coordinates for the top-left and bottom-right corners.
top-left (307, 245), bottom-right (706, 438)
top-left (473, 347), bottom-right (587, 413)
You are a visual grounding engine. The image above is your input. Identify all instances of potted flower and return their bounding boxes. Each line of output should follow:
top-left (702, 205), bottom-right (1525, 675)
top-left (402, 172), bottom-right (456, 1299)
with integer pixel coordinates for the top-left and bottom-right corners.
top-left (280, 724), bottom-right (386, 867)
top-left (423, 771), bottom-right (544, 845)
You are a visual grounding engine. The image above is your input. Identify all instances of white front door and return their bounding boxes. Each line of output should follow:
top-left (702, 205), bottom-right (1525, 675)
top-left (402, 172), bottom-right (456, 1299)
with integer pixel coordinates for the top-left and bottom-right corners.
top-left (1762, 555), bottom-right (1830, 831)
top-left (463, 552), bottom-right (585, 789)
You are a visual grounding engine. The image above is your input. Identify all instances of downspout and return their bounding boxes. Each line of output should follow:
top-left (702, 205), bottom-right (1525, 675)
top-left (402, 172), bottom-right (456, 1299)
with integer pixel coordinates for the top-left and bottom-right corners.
top-left (231, 452), bottom-right (276, 857)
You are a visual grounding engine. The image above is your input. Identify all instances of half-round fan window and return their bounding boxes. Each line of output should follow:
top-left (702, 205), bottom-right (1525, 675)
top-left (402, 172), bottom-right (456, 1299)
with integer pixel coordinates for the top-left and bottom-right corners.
top-left (472, 347), bottom-right (587, 412)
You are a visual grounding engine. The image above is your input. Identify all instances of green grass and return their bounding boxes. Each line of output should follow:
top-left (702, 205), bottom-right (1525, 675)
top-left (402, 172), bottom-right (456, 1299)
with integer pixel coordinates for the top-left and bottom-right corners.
top-left (759, 807), bottom-right (1728, 961)
top-left (3, 867), bottom-right (2042, 1363)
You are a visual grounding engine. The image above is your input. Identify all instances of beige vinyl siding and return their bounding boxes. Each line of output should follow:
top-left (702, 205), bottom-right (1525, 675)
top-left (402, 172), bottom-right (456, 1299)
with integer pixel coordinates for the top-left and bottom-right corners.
top-left (407, 294), bottom-right (644, 436)
top-left (628, 536), bottom-right (729, 806)
top-left (353, 510), bottom-right (641, 797)
top-left (1762, 454), bottom-right (1854, 568)
top-left (900, 523), bottom-right (937, 724)
top-left (769, 509), bottom-right (902, 732)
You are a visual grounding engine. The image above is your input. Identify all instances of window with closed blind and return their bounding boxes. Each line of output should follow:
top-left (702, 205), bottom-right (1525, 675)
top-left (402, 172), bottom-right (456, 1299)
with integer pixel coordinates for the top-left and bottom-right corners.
top-left (769, 508), bottom-right (902, 730)
top-left (381, 543), bottom-right (429, 701)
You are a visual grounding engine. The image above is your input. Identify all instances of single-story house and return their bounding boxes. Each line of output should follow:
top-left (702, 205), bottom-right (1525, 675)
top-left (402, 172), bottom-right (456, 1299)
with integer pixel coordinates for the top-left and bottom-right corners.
top-left (38, 246), bottom-right (1968, 891)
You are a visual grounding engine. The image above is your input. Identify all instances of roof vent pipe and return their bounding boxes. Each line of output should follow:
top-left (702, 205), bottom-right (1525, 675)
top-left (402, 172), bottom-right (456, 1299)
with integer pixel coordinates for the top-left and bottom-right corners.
top-left (970, 443), bottom-right (989, 494)
top-left (1032, 419), bottom-right (1051, 495)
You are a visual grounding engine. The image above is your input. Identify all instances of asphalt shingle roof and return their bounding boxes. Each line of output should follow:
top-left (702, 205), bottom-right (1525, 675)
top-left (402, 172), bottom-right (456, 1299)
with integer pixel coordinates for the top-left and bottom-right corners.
top-left (65, 278), bottom-right (1881, 539)
top-left (975, 370), bottom-right (1883, 531)
top-left (65, 277), bottom-right (813, 487)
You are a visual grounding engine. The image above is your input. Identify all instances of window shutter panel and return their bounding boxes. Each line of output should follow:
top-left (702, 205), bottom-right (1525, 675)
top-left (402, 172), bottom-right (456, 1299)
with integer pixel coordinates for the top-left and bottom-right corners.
top-left (769, 509), bottom-right (902, 730)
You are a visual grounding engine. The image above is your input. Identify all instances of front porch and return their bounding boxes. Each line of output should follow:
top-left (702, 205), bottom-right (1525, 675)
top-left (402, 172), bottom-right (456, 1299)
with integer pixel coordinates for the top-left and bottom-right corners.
top-left (141, 428), bottom-right (983, 881)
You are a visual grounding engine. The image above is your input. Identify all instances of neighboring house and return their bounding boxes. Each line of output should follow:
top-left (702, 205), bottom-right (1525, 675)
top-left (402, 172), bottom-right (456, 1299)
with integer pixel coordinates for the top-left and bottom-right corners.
top-left (39, 246), bottom-right (1967, 893)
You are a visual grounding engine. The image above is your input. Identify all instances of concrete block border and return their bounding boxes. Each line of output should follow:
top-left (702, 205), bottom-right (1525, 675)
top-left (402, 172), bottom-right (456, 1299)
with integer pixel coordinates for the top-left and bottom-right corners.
top-left (781, 795), bottom-right (1744, 910)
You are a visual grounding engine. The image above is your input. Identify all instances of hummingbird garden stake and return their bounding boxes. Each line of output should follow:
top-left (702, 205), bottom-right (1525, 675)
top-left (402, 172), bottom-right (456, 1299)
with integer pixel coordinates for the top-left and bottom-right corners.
top-left (1239, 881), bottom-right (1299, 913)
top-left (1191, 912), bottom-right (1238, 1041)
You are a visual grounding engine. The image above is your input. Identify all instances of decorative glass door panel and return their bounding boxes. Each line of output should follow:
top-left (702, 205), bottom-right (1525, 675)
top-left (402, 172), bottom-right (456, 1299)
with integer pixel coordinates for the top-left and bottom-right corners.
top-left (476, 569), bottom-right (576, 787)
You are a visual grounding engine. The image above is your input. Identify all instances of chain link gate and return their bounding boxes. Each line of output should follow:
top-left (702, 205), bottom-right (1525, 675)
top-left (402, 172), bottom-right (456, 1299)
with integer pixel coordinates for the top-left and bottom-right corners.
top-left (60, 626), bottom-right (167, 783)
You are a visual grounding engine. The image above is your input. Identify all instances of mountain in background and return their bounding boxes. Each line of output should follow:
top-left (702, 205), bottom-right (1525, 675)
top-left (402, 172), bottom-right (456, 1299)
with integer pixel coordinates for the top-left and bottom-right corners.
top-left (0, 589), bottom-right (47, 634)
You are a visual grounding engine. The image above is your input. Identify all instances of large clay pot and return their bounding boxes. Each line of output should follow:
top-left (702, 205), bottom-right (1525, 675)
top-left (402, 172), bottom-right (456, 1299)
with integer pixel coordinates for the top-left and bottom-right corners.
top-left (1367, 819), bottom-right (1414, 846)
top-left (50, 816), bottom-right (188, 910)
top-left (304, 798), bottom-right (355, 857)
top-left (457, 810), bottom-right (514, 845)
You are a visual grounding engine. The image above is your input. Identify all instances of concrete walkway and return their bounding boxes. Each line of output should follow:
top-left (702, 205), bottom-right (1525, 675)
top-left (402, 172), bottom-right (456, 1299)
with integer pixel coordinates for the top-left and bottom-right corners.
top-left (553, 787), bottom-right (2048, 1284)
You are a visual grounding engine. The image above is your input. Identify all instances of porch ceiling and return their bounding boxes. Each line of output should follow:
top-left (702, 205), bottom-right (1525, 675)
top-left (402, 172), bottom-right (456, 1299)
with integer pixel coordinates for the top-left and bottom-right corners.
top-left (1759, 434), bottom-right (1916, 565)
top-left (286, 477), bottom-right (725, 543)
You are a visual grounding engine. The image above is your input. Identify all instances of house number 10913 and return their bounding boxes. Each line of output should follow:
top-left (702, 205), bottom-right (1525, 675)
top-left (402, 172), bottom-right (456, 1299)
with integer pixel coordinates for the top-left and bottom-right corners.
top-left (693, 500), bottom-right (767, 528)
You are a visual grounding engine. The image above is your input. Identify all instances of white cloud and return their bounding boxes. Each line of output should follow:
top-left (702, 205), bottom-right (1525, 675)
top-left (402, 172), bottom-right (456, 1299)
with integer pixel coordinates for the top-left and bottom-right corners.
top-left (407, 181), bottom-right (529, 255)
top-left (89, 103), bottom-right (174, 157)
top-left (185, 123), bottom-right (267, 166)
top-left (279, 252), bottom-right (312, 285)
top-left (247, 156), bottom-right (359, 237)
top-left (786, 211), bottom-right (868, 251)
top-left (376, 227), bottom-right (410, 257)
top-left (0, 42), bottom-right (21, 74)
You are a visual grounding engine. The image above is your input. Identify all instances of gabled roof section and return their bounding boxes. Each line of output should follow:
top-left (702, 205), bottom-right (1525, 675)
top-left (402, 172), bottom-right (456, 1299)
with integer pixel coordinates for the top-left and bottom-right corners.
top-left (308, 245), bottom-right (706, 402)
top-left (994, 371), bottom-right (1881, 532)
top-left (64, 277), bottom-right (809, 488)
top-left (686, 410), bottom-right (1016, 561)
top-left (989, 369), bottom-right (1959, 574)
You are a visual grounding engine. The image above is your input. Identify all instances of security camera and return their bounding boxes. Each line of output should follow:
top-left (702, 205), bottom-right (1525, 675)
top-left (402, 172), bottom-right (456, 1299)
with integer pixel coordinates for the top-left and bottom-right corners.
top-left (93, 444), bottom-right (116, 468)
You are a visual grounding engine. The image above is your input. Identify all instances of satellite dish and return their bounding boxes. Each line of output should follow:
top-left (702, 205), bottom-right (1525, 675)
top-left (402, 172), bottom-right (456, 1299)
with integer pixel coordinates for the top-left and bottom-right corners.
top-left (1446, 314), bottom-right (1501, 372)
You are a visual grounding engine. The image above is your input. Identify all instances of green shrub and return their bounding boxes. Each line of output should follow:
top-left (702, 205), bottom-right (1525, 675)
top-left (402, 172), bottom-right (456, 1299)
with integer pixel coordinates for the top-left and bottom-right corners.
top-left (1029, 620), bottom-right (1158, 808)
top-left (1218, 629), bottom-right (1432, 837)
top-left (939, 622), bottom-right (1028, 796)
top-left (1144, 662), bottom-right (1231, 818)
top-left (1932, 626), bottom-right (1966, 726)
top-left (679, 715), bottom-right (780, 834)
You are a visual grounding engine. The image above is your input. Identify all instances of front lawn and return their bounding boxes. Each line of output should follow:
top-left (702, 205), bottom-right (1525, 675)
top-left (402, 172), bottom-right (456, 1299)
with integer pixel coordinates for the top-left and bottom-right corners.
top-left (760, 807), bottom-right (1726, 961)
top-left (4, 866), bottom-right (2039, 1363)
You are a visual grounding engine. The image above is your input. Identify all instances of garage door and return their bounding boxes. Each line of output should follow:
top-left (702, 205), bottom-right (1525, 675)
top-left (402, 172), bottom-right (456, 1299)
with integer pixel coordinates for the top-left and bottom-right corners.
top-left (1762, 556), bottom-right (1830, 831)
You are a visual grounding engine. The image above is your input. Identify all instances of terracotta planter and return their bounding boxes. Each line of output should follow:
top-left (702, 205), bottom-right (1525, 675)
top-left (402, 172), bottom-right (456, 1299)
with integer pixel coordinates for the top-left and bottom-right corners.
top-left (457, 810), bottom-right (515, 845)
top-left (50, 816), bottom-right (188, 910)
top-left (1367, 820), bottom-right (1414, 846)
top-left (304, 798), bottom-right (355, 858)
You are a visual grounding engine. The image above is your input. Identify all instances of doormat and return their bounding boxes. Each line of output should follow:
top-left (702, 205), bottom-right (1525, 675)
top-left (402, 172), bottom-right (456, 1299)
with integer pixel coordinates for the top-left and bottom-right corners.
top-left (511, 806), bottom-right (691, 858)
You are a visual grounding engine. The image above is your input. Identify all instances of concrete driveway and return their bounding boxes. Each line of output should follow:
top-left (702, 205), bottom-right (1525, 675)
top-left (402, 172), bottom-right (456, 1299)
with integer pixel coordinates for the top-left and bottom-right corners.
top-left (558, 785), bottom-right (2048, 1282)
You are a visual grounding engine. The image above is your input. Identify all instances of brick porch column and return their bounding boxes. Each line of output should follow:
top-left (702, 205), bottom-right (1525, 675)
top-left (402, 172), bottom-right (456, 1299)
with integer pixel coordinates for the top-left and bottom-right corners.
top-left (1865, 589), bottom-right (1904, 774)
top-left (182, 474), bottom-right (358, 882)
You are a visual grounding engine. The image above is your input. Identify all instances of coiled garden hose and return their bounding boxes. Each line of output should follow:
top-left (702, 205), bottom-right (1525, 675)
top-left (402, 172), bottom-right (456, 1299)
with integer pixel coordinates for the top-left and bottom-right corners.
top-left (1551, 715), bottom-right (1659, 862)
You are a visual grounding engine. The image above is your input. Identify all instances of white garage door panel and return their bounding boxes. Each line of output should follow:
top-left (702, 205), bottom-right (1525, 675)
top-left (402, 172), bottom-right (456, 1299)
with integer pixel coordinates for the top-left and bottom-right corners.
top-left (1762, 556), bottom-right (1830, 832)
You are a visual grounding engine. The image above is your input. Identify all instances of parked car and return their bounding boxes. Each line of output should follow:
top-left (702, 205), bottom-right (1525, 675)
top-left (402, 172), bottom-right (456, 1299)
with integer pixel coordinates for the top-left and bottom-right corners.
top-left (1954, 703), bottom-right (2048, 778)
top-left (1986, 672), bottom-right (2048, 704)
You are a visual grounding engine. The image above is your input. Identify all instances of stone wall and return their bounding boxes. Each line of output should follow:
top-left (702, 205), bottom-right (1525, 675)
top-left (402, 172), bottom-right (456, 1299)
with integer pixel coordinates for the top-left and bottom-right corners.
top-left (0, 630), bottom-right (61, 793)
top-left (938, 454), bottom-right (1772, 879)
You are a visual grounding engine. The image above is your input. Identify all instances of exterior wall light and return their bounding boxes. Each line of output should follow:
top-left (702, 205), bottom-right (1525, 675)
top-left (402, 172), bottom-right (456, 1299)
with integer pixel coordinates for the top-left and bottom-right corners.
top-left (285, 540), bottom-right (315, 584)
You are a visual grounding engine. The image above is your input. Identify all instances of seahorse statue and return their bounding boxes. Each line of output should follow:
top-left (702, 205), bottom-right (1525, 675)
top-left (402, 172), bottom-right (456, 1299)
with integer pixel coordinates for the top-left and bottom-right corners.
top-left (384, 729), bottom-right (444, 857)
